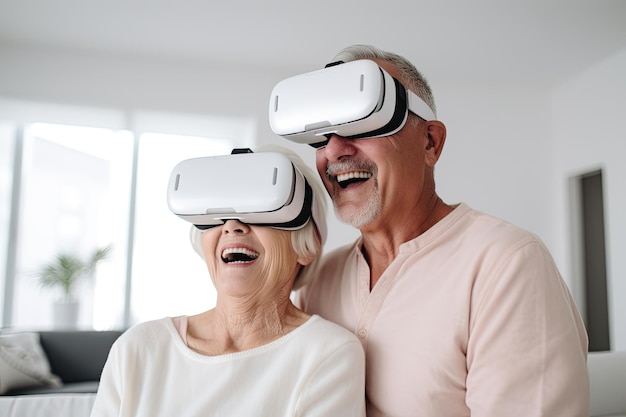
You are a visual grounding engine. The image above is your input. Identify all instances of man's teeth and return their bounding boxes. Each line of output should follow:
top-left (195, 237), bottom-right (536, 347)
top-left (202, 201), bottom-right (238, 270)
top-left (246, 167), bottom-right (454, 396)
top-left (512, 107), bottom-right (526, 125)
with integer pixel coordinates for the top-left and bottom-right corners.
top-left (221, 247), bottom-right (259, 263)
top-left (336, 171), bottom-right (371, 182)
top-left (336, 171), bottom-right (372, 188)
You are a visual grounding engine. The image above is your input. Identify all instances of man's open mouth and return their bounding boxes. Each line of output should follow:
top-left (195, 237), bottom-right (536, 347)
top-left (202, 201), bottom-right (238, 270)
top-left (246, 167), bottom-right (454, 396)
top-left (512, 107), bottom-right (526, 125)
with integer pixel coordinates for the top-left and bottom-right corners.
top-left (221, 248), bottom-right (259, 264)
top-left (336, 171), bottom-right (372, 189)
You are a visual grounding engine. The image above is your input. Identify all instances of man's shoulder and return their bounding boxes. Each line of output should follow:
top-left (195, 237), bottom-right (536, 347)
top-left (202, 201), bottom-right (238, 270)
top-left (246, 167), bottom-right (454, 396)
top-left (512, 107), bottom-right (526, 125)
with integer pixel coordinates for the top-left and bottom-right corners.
top-left (453, 205), bottom-right (557, 271)
top-left (294, 241), bottom-right (359, 313)
top-left (324, 241), bottom-right (357, 260)
top-left (459, 204), bottom-right (540, 244)
top-left (317, 241), bottom-right (360, 277)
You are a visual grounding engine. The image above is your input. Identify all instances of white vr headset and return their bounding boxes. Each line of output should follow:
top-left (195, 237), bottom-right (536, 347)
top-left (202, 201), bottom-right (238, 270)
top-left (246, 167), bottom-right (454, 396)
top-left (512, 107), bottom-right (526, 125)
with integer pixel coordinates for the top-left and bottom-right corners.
top-left (167, 149), bottom-right (315, 231)
top-left (269, 59), bottom-right (436, 148)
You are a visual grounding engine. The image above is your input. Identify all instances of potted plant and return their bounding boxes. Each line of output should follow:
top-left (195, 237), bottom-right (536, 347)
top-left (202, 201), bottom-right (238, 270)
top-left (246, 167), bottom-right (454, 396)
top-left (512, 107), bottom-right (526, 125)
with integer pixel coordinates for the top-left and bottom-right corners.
top-left (34, 245), bottom-right (111, 328)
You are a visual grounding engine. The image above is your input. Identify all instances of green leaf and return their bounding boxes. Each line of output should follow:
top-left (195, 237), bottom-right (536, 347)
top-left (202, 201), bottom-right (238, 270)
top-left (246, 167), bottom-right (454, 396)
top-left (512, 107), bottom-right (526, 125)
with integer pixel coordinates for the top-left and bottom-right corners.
top-left (33, 246), bottom-right (112, 298)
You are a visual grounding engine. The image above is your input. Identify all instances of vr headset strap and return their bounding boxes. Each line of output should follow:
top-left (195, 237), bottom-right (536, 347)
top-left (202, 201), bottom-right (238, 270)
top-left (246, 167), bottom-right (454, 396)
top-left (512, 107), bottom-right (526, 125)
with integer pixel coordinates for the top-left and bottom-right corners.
top-left (407, 90), bottom-right (436, 121)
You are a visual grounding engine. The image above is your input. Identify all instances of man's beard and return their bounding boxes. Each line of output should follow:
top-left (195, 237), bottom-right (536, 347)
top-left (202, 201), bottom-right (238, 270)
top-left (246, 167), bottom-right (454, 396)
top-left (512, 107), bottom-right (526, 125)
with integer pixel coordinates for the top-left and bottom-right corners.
top-left (325, 159), bottom-right (380, 228)
top-left (332, 179), bottom-right (381, 229)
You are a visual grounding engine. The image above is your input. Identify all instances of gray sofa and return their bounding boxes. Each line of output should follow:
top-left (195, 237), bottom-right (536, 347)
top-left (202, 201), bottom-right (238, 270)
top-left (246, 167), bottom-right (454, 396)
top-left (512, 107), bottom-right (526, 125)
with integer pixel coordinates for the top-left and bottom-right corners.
top-left (1, 329), bottom-right (123, 396)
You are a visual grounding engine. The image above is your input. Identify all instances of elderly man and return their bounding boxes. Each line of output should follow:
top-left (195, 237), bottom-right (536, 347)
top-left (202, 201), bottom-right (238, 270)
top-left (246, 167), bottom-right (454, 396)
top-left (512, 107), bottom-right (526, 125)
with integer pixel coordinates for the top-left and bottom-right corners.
top-left (273, 44), bottom-right (589, 417)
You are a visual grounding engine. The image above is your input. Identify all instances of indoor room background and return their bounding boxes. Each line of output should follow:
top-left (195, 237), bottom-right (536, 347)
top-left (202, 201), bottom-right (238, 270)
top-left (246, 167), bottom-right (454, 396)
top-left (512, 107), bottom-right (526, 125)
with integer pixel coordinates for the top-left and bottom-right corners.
top-left (1, 1), bottom-right (624, 352)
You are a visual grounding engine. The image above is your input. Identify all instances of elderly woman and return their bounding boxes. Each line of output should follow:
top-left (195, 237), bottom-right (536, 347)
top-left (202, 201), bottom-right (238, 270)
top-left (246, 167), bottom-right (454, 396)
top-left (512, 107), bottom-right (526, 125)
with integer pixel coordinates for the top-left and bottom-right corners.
top-left (90, 146), bottom-right (366, 417)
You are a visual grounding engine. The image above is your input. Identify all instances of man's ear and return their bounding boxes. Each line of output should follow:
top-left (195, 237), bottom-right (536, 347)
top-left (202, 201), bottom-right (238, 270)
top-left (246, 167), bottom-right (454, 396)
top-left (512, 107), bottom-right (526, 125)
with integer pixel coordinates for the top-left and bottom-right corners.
top-left (424, 121), bottom-right (446, 166)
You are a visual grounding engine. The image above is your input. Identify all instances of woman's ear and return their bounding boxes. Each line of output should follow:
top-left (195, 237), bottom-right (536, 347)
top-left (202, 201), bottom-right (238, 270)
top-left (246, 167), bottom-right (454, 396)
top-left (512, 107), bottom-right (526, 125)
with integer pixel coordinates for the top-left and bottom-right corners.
top-left (424, 120), bottom-right (447, 166)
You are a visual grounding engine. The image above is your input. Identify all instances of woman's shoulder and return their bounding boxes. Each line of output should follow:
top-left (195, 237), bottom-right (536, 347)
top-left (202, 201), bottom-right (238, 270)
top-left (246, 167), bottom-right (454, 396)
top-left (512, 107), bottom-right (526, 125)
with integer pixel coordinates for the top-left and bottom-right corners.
top-left (117, 317), bottom-right (176, 345)
top-left (305, 315), bottom-right (361, 346)
top-left (290, 316), bottom-right (364, 365)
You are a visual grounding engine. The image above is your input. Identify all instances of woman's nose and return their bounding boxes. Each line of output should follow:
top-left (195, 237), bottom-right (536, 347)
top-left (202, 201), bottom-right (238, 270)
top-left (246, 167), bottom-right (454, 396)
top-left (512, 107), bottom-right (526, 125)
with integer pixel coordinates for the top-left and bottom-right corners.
top-left (222, 219), bottom-right (250, 234)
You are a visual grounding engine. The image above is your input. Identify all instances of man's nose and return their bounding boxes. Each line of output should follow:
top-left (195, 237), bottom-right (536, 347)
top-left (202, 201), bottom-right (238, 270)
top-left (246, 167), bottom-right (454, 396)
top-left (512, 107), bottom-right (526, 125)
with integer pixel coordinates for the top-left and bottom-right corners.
top-left (320, 134), bottom-right (357, 161)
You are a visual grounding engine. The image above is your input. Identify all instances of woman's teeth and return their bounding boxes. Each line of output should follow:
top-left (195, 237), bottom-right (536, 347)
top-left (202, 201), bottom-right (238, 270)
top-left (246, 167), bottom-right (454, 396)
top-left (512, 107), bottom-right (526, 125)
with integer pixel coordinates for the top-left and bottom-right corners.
top-left (221, 247), bottom-right (259, 263)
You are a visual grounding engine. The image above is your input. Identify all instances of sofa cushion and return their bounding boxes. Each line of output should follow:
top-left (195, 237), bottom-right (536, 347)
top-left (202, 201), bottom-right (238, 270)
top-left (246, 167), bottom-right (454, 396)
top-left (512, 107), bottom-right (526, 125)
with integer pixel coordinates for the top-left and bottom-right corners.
top-left (0, 333), bottom-right (61, 394)
top-left (5, 381), bottom-right (99, 396)
top-left (38, 330), bottom-right (123, 384)
top-left (0, 392), bottom-right (97, 417)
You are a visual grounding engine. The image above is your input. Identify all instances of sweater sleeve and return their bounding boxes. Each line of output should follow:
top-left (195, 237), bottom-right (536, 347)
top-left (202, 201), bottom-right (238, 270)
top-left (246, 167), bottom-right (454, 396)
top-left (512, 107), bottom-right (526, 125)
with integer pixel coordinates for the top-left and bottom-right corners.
top-left (466, 239), bottom-right (589, 416)
top-left (295, 338), bottom-right (366, 417)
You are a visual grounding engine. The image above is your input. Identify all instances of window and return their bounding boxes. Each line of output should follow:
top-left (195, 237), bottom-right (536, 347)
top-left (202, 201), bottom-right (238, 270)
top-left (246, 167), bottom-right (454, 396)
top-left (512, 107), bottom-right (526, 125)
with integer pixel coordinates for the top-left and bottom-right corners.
top-left (129, 133), bottom-right (230, 324)
top-left (0, 123), bottom-right (17, 322)
top-left (10, 123), bottom-right (133, 330)
top-left (1, 105), bottom-right (252, 331)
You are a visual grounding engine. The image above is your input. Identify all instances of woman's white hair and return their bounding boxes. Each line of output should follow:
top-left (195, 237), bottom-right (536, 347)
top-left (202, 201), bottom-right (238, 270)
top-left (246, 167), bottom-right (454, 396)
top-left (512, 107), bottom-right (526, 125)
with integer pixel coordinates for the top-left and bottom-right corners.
top-left (189, 144), bottom-right (327, 290)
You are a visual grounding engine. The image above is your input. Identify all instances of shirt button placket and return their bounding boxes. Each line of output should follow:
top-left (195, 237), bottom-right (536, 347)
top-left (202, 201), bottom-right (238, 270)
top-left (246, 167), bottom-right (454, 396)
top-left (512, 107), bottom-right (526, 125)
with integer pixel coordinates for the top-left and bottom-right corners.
top-left (357, 328), bottom-right (368, 340)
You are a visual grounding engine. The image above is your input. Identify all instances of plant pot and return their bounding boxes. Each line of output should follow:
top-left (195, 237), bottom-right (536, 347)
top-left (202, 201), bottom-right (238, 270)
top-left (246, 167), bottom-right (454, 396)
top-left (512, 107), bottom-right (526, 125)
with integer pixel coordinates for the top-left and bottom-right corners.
top-left (53, 300), bottom-right (80, 329)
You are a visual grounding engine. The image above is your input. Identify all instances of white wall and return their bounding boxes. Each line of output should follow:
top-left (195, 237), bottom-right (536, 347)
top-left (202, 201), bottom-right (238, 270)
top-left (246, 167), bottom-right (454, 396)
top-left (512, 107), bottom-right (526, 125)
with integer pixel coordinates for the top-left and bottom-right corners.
top-left (0, 44), bottom-right (277, 133)
top-left (552, 48), bottom-right (626, 350)
top-left (434, 83), bottom-right (555, 249)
